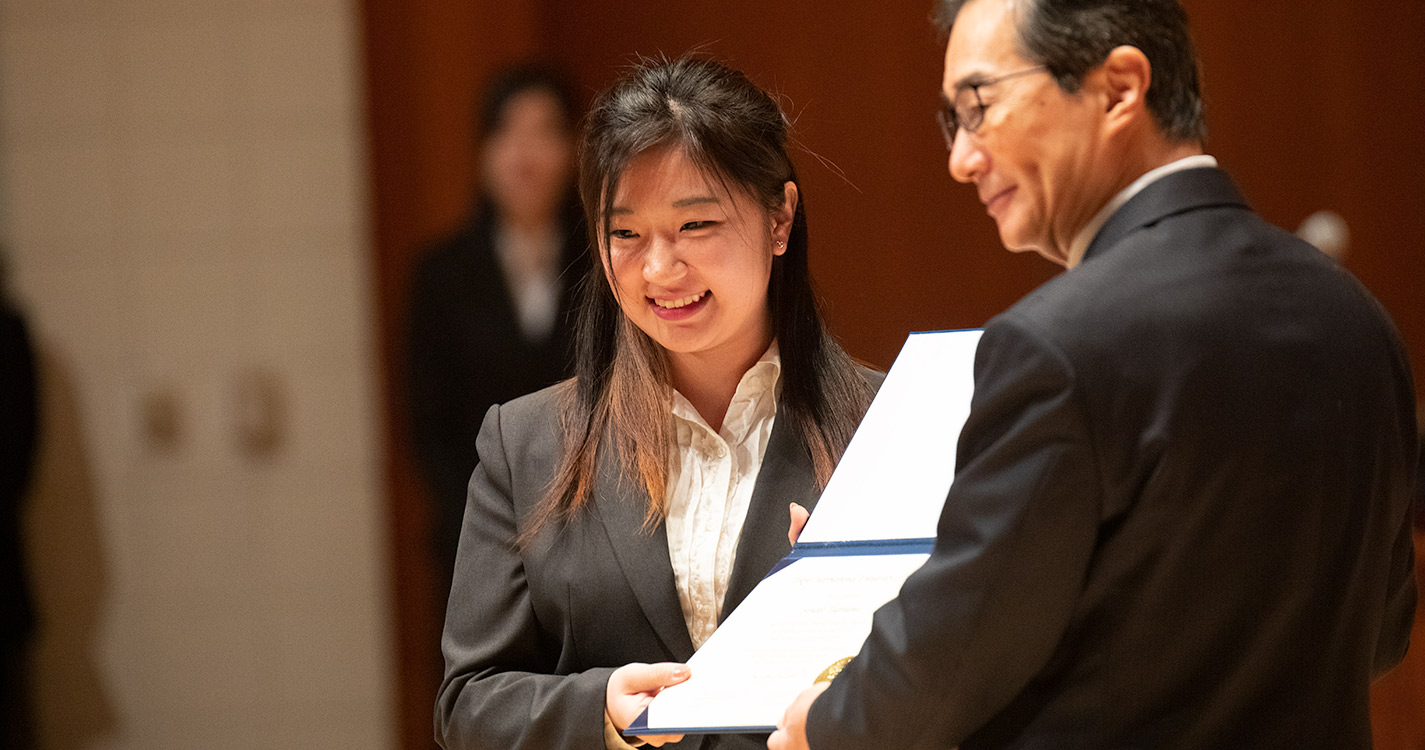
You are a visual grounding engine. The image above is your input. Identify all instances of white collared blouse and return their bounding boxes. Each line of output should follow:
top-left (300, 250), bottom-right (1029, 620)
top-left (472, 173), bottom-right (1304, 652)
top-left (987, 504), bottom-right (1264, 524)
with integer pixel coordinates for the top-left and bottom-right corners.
top-left (664, 343), bottom-right (782, 649)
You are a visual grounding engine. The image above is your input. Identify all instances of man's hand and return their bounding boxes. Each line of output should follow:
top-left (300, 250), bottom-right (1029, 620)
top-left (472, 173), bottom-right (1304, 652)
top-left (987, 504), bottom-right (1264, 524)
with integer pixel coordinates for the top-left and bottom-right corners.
top-left (605, 663), bottom-right (689, 747)
top-left (768, 681), bottom-right (829, 750)
top-left (788, 502), bottom-right (810, 546)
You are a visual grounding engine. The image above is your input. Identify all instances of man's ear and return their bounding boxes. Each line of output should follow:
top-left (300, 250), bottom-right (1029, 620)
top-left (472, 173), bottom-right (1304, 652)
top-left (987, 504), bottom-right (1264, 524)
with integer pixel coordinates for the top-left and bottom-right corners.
top-left (1099, 45), bottom-right (1152, 132)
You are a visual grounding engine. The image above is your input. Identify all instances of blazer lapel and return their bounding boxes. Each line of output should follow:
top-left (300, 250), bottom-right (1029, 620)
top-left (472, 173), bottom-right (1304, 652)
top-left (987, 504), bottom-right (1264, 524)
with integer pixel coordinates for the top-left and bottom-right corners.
top-left (591, 446), bottom-right (696, 661)
top-left (721, 407), bottom-right (819, 622)
top-left (590, 402), bottom-right (840, 651)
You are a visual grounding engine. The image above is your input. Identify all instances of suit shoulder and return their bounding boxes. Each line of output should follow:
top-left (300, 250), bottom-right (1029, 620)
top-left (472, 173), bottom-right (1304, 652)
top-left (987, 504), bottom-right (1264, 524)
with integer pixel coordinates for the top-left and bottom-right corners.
top-left (474, 382), bottom-right (573, 481)
top-left (996, 206), bottom-right (1327, 343)
top-left (491, 381), bottom-right (573, 432)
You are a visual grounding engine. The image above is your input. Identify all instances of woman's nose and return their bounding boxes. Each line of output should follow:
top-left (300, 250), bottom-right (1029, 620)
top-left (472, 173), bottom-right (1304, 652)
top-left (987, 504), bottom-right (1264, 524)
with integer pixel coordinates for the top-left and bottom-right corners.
top-left (642, 235), bottom-right (683, 282)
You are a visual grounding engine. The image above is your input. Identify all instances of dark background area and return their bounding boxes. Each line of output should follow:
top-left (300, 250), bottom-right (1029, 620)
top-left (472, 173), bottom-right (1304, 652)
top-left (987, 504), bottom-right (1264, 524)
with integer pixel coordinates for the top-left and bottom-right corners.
top-left (359, 1), bottom-right (1425, 747)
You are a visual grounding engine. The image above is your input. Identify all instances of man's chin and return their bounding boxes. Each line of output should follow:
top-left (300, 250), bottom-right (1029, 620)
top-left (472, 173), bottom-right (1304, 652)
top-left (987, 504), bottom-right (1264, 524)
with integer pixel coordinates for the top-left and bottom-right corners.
top-left (996, 226), bottom-right (1035, 256)
top-left (999, 232), bottom-right (1070, 267)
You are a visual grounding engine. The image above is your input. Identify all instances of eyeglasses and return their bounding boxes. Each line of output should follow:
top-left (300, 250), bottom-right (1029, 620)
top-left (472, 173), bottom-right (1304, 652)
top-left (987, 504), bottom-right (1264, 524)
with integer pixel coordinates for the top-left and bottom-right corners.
top-left (936, 66), bottom-right (1049, 150)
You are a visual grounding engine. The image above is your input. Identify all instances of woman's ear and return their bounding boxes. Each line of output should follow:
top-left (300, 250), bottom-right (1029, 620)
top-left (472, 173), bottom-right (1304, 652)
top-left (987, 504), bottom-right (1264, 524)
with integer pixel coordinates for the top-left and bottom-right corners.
top-left (772, 181), bottom-right (799, 254)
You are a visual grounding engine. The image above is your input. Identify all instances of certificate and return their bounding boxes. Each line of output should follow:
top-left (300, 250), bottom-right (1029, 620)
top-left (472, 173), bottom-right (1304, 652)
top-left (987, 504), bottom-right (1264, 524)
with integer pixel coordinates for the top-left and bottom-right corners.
top-left (628, 329), bottom-right (982, 736)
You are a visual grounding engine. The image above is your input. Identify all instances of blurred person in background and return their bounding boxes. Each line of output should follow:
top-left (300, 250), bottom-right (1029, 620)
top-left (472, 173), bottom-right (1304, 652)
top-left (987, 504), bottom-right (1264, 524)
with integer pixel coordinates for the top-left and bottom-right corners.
top-left (406, 64), bottom-right (590, 596)
top-left (1, 248), bottom-right (40, 750)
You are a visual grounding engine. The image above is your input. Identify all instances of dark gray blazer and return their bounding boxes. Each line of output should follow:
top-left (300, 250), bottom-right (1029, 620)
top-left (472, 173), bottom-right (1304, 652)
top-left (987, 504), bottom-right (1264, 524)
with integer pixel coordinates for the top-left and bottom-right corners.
top-left (437, 371), bottom-right (882, 750)
top-left (809, 168), bottom-right (1418, 749)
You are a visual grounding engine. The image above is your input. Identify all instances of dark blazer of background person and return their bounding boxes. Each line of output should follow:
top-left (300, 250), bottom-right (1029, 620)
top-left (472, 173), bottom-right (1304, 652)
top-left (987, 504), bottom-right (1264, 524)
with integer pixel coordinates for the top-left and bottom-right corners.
top-left (405, 197), bottom-right (589, 587)
top-left (436, 370), bottom-right (882, 750)
top-left (808, 167), bottom-right (1418, 748)
top-left (1, 302), bottom-right (38, 644)
top-left (1, 299), bottom-right (40, 745)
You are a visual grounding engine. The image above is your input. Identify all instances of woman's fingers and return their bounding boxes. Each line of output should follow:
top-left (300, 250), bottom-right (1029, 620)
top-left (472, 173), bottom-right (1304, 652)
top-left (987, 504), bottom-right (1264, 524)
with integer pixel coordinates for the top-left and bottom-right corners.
top-left (788, 502), bottom-right (810, 545)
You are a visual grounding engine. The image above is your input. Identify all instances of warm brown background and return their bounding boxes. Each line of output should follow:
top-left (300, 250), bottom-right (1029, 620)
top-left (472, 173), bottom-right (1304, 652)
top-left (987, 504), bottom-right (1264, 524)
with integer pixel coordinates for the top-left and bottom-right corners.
top-left (359, 1), bottom-right (1425, 747)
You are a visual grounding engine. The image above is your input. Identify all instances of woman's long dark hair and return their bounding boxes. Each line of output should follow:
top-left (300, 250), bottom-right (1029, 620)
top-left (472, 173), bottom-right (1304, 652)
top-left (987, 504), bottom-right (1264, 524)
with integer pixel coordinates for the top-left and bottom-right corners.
top-left (525, 56), bottom-right (875, 538)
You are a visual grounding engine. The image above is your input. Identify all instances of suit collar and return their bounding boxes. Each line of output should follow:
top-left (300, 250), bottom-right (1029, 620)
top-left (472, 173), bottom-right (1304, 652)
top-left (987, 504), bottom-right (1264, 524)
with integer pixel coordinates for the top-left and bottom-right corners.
top-left (1083, 167), bottom-right (1250, 264)
top-left (591, 401), bottom-right (819, 662)
top-left (1068, 155), bottom-right (1219, 266)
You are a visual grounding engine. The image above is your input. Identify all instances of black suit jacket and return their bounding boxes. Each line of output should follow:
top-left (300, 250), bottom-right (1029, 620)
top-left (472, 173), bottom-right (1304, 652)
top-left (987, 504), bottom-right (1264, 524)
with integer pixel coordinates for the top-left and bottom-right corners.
top-left (809, 168), bottom-right (1418, 749)
top-left (406, 205), bottom-right (589, 587)
top-left (437, 370), bottom-right (882, 750)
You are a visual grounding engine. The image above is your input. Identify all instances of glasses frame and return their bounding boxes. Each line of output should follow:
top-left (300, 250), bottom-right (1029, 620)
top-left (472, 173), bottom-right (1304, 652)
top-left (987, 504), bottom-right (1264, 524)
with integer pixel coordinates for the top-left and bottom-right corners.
top-left (937, 65), bottom-right (1049, 150)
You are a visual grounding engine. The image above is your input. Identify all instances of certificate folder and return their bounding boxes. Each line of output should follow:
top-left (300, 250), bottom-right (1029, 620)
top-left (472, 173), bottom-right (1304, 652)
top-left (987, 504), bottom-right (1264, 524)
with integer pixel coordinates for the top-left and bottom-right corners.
top-left (627, 329), bottom-right (982, 736)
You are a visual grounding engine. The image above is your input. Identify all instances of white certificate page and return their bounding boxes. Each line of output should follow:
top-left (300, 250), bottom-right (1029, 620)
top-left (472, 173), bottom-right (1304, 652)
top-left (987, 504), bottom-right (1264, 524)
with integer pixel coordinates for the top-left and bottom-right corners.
top-left (796, 328), bottom-right (981, 544)
top-left (630, 329), bottom-right (982, 735)
top-left (640, 552), bottom-right (930, 733)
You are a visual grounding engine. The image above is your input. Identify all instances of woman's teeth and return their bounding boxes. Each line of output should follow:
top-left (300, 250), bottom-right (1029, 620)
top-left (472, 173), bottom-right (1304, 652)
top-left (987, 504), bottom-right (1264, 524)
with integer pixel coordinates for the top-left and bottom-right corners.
top-left (655, 291), bottom-right (707, 309)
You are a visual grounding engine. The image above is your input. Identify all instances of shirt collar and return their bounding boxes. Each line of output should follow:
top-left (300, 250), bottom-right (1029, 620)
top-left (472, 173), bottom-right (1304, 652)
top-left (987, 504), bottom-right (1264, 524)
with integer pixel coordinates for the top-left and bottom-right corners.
top-left (1067, 154), bottom-right (1218, 269)
top-left (671, 341), bottom-right (782, 444)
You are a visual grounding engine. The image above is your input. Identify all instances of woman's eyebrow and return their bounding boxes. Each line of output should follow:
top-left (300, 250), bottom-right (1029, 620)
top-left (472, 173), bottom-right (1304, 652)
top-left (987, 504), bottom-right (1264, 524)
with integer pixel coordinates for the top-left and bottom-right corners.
top-left (609, 195), bottom-right (719, 216)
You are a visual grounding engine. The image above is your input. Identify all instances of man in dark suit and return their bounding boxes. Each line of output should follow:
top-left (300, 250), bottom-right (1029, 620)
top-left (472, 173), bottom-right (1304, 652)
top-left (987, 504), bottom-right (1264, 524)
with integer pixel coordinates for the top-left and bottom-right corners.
top-left (771, 0), bottom-right (1418, 747)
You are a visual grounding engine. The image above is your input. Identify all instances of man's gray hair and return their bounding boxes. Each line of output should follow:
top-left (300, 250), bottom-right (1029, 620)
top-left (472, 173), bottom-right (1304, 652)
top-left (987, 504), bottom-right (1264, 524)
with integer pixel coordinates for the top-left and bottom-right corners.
top-left (934, 0), bottom-right (1207, 143)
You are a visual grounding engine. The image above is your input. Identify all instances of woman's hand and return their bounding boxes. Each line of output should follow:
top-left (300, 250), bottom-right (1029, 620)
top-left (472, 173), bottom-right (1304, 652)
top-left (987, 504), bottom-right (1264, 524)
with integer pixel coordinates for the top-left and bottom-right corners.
top-left (605, 662), bottom-right (690, 747)
top-left (788, 503), bottom-right (810, 546)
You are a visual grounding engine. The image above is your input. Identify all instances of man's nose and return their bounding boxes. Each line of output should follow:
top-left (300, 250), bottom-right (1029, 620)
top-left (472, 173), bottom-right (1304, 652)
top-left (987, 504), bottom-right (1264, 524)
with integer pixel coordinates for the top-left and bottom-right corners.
top-left (948, 132), bottom-right (985, 184)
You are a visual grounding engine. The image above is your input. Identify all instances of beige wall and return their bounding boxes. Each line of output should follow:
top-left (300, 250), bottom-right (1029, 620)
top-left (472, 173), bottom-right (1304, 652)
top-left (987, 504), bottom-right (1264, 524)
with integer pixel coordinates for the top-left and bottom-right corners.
top-left (0, 1), bottom-right (393, 748)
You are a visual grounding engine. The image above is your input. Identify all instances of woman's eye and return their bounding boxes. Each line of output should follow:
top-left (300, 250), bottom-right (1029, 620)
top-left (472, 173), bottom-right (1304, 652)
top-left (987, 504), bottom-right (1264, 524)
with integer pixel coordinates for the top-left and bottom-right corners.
top-left (609, 229), bottom-right (639, 240)
top-left (681, 220), bottom-right (716, 231)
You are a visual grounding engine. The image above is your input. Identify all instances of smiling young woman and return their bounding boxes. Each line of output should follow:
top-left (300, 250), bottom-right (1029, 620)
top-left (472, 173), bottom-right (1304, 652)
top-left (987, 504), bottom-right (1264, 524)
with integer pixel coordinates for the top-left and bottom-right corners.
top-left (601, 142), bottom-right (795, 430)
top-left (553, 58), bottom-right (878, 535)
top-left (435, 57), bottom-right (879, 750)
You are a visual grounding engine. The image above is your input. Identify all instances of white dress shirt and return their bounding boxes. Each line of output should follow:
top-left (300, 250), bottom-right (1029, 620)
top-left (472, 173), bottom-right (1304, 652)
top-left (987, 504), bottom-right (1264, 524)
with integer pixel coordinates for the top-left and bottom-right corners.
top-left (494, 223), bottom-right (562, 341)
top-left (665, 343), bottom-right (782, 649)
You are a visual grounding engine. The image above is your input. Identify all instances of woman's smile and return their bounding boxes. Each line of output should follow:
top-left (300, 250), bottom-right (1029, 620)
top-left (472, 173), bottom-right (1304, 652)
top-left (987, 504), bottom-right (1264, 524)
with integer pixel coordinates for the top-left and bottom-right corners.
top-left (650, 291), bottom-right (711, 320)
